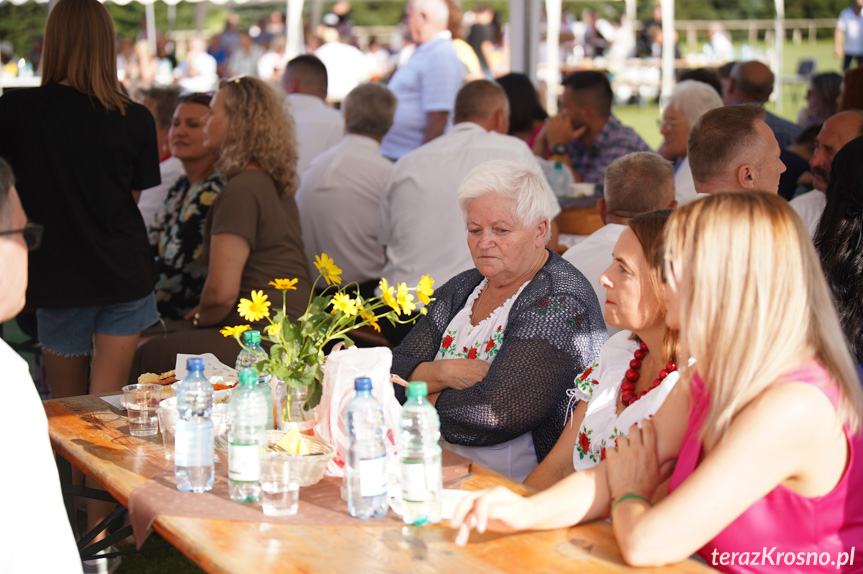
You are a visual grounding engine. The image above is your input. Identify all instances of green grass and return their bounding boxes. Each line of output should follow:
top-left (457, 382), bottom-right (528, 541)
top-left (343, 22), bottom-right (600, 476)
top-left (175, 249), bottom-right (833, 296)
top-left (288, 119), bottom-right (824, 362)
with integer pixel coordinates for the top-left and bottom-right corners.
top-left (115, 533), bottom-right (205, 574)
top-left (611, 38), bottom-right (840, 149)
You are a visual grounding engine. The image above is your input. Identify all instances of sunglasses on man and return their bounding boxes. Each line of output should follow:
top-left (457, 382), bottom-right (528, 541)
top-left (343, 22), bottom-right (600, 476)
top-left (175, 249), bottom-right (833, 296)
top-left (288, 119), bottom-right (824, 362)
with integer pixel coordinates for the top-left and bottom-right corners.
top-left (0, 222), bottom-right (43, 250)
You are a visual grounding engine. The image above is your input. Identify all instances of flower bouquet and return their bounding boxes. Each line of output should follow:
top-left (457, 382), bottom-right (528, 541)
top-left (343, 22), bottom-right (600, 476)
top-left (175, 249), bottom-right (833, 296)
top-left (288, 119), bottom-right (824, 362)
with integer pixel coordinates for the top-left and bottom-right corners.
top-left (222, 253), bottom-right (434, 425)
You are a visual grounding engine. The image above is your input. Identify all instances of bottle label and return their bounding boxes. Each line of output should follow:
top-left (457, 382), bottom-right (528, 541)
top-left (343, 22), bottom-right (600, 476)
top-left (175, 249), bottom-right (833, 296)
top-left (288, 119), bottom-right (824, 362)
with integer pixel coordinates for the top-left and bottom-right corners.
top-left (400, 460), bottom-right (426, 502)
top-left (228, 443), bottom-right (261, 482)
top-left (358, 454), bottom-right (388, 497)
top-left (174, 420), bottom-right (214, 467)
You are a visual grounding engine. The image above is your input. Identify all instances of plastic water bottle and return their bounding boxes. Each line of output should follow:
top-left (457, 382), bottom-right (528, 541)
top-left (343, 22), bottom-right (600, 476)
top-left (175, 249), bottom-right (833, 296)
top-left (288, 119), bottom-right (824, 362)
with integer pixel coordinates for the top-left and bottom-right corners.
top-left (549, 161), bottom-right (569, 199)
top-left (346, 377), bottom-right (389, 519)
top-left (228, 368), bottom-right (268, 503)
top-left (398, 381), bottom-right (442, 525)
top-left (175, 357), bottom-right (215, 493)
top-left (236, 330), bottom-right (273, 429)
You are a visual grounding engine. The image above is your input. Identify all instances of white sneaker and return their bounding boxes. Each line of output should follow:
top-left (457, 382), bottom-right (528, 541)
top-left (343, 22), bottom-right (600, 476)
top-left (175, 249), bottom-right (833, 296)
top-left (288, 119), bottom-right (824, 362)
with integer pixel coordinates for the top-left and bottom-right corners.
top-left (81, 547), bottom-right (122, 574)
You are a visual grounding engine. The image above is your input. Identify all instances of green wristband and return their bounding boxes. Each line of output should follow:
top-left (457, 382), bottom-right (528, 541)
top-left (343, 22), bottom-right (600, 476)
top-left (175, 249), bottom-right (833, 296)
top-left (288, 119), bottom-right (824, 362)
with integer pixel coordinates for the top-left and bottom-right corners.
top-left (611, 493), bottom-right (652, 515)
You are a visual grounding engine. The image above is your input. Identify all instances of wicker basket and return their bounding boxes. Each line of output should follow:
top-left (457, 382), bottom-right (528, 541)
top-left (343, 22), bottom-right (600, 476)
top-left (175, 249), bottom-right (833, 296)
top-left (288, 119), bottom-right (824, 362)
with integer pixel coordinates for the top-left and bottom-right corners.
top-left (266, 430), bottom-right (334, 487)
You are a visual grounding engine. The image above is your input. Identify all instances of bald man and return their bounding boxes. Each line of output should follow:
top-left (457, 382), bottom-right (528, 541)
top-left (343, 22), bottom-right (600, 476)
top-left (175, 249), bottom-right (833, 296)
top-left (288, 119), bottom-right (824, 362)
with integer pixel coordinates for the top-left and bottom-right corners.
top-left (790, 110), bottom-right (863, 236)
top-left (723, 60), bottom-right (803, 148)
top-left (688, 104), bottom-right (786, 195)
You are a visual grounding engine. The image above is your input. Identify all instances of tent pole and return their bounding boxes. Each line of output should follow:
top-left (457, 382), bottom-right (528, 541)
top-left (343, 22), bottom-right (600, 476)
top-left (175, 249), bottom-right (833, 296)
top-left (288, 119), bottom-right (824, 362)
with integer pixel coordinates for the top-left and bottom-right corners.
top-left (774, 0), bottom-right (785, 112)
top-left (660, 0), bottom-right (675, 105)
top-left (146, 1), bottom-right (156, 57)
top-left (545, 0), bottom-right (561, 115)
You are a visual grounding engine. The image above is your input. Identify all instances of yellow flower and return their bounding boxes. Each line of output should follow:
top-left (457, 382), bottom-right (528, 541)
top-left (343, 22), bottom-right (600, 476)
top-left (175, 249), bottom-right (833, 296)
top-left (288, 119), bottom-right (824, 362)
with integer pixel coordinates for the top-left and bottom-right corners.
top-left (199, 191), bottom-right (217, 206)
top-left (361, 311), bottom-right (380, 332)
top-left (269, 278), bottom-right (298, 290)
top-left (265, 323), bottom-right (281, 336)
top-left (416, 274), bottom-right (435, 305)
top-left (380, 278), bottom-right (400, 314)
top-left (220, 325), bottom-right (251, 338)
top-left (397, 283), bottom-right (416, 315)
top-left (237, 290), bottom-right (271, 322)
top-left (313, 253), bottom-right (342, 286)
top-left (330, 292), bottom-right (358, 316)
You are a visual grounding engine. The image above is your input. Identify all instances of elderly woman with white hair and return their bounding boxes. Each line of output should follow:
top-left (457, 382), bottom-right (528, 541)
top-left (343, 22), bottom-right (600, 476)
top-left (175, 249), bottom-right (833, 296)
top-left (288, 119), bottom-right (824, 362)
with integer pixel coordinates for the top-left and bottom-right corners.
top-left (391, 160), bottom-right (608, 481)
top-left (657, 80), bottom-right (723, 205)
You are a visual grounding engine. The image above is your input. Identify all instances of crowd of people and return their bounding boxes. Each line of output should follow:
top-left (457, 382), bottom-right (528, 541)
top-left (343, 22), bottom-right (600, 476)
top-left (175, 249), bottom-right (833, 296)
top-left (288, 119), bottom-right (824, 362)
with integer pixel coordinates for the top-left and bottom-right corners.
top-left (2, 0), bottom-right (863, 572)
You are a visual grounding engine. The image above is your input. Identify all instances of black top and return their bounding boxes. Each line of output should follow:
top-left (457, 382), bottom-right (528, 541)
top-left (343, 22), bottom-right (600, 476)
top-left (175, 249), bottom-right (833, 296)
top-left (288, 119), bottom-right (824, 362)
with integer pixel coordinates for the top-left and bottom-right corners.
top-left (0, 83), bottom-right (160, 307)
top-left (466, 23), bottom-right (494, 72)
top-left (391, 250), bottom-right (609, 462)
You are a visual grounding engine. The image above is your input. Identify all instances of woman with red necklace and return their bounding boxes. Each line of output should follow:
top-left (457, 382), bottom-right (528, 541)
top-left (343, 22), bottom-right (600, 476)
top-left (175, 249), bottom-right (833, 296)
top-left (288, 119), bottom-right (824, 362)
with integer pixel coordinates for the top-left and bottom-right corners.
top-left (525, 209), bottom-right (678, 490)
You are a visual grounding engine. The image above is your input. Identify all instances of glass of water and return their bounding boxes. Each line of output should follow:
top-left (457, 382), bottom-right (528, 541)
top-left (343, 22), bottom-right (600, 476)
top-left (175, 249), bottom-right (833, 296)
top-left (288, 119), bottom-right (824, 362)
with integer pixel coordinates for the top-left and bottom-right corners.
top-left (260, 452), bottom-right (299, 517)
top-left (122, 383), bottom-right (162, 437)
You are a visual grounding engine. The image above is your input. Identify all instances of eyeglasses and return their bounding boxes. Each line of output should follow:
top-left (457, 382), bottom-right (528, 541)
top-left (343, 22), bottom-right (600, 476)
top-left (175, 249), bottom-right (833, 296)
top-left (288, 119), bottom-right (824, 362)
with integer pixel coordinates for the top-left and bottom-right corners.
top-left (657, 118), bottom-right (683, 130)
top-left (0, 222), bottom-right (43, 250)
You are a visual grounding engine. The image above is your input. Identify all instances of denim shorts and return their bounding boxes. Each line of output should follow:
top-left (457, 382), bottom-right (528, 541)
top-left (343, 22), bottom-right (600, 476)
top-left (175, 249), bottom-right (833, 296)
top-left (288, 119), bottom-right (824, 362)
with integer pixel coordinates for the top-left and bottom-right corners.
top-left (37, 293), bottom-right (159, 356)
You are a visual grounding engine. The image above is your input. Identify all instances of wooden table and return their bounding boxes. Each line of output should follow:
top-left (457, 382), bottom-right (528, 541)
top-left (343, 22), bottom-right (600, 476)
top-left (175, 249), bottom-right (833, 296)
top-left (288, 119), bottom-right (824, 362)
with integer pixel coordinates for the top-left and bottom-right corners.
top-left (46, 394), bottom-right (714, 574)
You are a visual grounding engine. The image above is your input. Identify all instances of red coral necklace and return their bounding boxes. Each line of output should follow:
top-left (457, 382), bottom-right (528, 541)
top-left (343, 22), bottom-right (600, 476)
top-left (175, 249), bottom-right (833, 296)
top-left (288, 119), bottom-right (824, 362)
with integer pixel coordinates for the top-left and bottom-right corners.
top-left (619, 341), bottom-right (677, 407)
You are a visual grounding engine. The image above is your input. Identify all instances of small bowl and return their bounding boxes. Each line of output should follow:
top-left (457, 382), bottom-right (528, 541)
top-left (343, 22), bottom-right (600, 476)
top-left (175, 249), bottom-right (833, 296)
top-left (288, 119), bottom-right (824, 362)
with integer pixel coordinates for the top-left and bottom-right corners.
top-left (172, 381), bottom-right (234, 403)
top-left (266, 430), bottom-right (335, 487)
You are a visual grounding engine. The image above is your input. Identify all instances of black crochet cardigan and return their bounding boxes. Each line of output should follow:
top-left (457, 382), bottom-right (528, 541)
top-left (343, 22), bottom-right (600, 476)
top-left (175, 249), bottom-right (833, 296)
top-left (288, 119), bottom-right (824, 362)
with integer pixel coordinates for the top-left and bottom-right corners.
top-left (392, 250), bottom-right (608, 461)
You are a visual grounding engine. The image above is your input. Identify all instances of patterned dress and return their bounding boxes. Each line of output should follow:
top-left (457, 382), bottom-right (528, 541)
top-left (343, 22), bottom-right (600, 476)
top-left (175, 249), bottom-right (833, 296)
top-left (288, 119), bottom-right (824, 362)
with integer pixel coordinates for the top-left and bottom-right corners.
top-left (151, 172), bottom-right (224, 320)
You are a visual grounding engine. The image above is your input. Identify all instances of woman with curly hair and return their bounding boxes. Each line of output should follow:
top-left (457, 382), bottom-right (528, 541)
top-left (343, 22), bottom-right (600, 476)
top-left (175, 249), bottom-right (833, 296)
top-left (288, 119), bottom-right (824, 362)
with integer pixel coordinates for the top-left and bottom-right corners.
top-left (814, 135), bottom-right (863, 365)
top-left (133, 75), bottom-right (312, 375)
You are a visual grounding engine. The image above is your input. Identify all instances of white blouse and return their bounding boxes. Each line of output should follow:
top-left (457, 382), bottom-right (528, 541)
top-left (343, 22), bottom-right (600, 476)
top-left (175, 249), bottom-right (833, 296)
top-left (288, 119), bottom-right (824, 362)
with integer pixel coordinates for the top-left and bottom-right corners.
top-left (568, 330), bottom-right (680, 471)
top-left (436, 278), bottom-right (538, 482)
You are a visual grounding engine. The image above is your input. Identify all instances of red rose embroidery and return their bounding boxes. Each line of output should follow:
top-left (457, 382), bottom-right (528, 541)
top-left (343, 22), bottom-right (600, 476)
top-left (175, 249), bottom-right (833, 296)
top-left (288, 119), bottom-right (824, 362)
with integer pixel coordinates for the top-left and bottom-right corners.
top-left (578, 432), bottom-right (590, 452)
top-left (442, 335), bottom-right (453, 349)
top-left (582, 366), bottom-right (593, 379)
top-left (497, 325), bottom-right (502, 331)
top-left (467, 347), bottom-right (478, 360)
top-left (485, 339), bottom-right (495, 352)
top-left (600, 447), bottom-right (607, 461)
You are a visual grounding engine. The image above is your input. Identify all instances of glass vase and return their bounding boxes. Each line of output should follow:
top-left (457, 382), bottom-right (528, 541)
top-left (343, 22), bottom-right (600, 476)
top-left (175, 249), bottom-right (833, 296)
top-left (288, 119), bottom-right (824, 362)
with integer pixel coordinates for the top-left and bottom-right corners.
top-left (275, 378), bottom-right (317, 435)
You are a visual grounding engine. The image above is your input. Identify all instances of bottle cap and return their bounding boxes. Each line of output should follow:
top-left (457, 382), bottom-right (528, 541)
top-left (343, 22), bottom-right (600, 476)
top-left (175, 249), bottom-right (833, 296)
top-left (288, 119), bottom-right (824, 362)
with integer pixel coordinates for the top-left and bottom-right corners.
top-left (406, 381), bottom-right (428, 398)
top-left (241, 330), bottom-right (261, 344)
top-left (239, 368), bottom-right (257, 384)
top-left (354, 377), bottom-right (372, 391)
top-left (187, 357), bottom-right (204, 371)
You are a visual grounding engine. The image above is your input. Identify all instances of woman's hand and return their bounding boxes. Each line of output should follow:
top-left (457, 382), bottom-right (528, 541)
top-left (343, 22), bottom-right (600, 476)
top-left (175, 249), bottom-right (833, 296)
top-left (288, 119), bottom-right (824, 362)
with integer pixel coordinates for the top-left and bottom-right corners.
top-left (606, 419), bottom-right (661, 502)
top-left (183, 305), bottom-right (200, 322)
top-left (408, 359), bottom-right (489, 394)
top-left (450, 486), bottom-right (536, 546)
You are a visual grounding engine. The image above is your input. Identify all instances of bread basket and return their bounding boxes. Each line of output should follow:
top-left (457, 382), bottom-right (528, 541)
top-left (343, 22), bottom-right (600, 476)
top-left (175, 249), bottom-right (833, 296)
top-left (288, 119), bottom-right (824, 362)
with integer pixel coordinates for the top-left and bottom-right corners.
top-left (266, 430), bottom-right (335, 487)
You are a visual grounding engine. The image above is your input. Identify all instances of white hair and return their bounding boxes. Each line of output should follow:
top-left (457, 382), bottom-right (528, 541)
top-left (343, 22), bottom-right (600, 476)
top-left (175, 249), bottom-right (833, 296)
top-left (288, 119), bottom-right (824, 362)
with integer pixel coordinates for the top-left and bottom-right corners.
top-left (409, 0), bottom-right (449, 27)
top-left (457, 160), bottom-right (558, 240)
top-left (666, 80), bottom-right (723, 129)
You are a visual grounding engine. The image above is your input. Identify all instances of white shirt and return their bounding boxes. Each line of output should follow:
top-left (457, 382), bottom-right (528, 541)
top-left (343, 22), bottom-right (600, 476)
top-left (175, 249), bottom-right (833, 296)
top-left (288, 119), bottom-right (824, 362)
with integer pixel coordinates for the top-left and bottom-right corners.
top-left (314, 42), bottom-right (371, 102)
top-left (562, 223), bottom-right (625, 336)
top-left (838, 7), bottom-right (863, 54)
top-left (378, 122), bottom-right (555, 290)
top-left (138, 156), bottom-right (184, 233)
top-left (674, 156), bottom-right (709, 206)
top-left (296, 134), bottom-right (391, 285)
top-left (174, 52), bottom-right (218, 92)
top-left (228, 44), bottom-right (264, 77)
top-left (286, 93), bottom-right (344, 176)
top-left (790, 189), bottom-right (826, 238)
top-left (380, 31), bottom-right (464, 160)
top-left (436, 279), bottom-right (537, 481)
top-left (568, 330), bottom-right (680, 471)
top-left (0, 340), bottom-right (83, 573)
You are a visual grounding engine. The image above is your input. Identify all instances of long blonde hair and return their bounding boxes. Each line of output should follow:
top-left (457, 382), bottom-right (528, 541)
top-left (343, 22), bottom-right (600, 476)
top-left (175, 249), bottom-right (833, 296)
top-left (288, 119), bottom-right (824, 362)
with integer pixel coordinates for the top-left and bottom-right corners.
top-left (215, 76), bottom-right (299, 197)
top-left (41, 0), bottom-right (129, 114)
top-left (664, 192), bottom-right (863, 445)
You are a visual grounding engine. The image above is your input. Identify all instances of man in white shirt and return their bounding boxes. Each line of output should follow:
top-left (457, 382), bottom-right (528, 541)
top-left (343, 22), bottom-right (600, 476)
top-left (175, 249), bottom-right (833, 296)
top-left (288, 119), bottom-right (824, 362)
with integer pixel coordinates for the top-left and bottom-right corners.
top-left (688, 104), bottom-right (786, 195)
top-left (280, 55), bottom-right (344, 176)
top-left (379, 79), bottom-right (557, 302)
top-left (379, 0), bottom-right (464, 160)
top-left (790, 110), bottom-right (863, 236)
top-left (313, 25), bottom-right (371, 103)
top-left (0, 158), bottom-right (83, 573)
top-left (174, 37), bottom-right (218, 93)
top-left (835, 0), bottom-right (863, 70)
top-left (563, 152), bottom-right (676, 335)
top-left (296, 84), bottom-right (396, 296)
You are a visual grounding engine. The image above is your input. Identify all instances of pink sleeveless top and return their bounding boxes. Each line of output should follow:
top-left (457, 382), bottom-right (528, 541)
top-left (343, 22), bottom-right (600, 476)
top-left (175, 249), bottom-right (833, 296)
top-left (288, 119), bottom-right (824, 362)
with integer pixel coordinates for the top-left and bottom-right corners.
top-left (668, 362), bottom-right (863, 573)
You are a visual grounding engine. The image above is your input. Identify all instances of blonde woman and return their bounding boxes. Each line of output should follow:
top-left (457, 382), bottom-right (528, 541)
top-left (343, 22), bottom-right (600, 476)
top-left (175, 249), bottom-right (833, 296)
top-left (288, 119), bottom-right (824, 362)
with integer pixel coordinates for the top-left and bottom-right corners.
top-left (451, 192), bottom-right (863, 573)
top-left (134, 76), bottom-right (313, 374)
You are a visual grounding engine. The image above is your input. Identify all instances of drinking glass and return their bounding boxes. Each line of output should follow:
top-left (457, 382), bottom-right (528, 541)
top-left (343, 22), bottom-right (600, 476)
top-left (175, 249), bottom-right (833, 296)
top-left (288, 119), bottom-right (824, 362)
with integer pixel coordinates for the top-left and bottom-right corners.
top-left (260, 452), bottom-right (299, 516)
top-left (122, 383), bottom-right (162, 437)
top-left (156, 406), bottom-right (179, 460)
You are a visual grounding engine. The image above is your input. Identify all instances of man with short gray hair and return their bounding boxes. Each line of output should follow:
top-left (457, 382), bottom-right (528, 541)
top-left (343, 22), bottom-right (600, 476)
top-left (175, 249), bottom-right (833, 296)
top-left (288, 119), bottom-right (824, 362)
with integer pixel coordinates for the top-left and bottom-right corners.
top-left (296, 83), bottom-right (397, 296)
top-left (0, 157), bottom-right (82, 573)
top-left (563, 152), bottom-right (676, 334)
top-left (380, 0), bottom-right (464, 160)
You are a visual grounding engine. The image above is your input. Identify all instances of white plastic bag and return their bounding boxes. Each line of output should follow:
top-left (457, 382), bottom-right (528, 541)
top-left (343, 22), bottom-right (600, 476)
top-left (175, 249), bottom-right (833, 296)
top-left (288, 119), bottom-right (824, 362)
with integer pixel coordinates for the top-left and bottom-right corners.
top-left (314, 346), bottom-right (402, 478)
